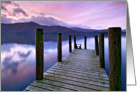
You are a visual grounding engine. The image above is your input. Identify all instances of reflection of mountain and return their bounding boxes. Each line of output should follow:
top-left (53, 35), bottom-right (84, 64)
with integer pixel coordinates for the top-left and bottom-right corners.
top-left (1, 22), bottom-right (126, 44)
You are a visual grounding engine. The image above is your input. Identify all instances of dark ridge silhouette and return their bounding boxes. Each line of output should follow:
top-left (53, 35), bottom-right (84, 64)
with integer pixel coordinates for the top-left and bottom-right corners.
top-left (1, 21), bottom-right (126, 44)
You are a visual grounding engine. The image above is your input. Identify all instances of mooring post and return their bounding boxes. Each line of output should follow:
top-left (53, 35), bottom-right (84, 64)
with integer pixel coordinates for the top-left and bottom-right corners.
top-left (74, 36), bottom-right (76, 49)
top-left (69, 35), bottom-right (72, 52)
top-left (57, 33), bottom-right (62, 62)
top-left (108, 27), bottom-right (121, 91)
top-left (99, 33), bottom-right (105, 68)
top-left (84, 36), bottom-right (87, 49)
top-left (80, 44), bottom-right (81, 49)
top-left (36, 28), bottom-right (44, 80)
top-left (95, 36), bottom-right (99, 55)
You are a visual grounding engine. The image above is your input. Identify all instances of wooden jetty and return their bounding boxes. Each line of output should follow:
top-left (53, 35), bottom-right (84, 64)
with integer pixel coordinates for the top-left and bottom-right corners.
top-left (25, 27), bottom-right (122, 91)
top-left (25, 49), bottom-right (109, 91)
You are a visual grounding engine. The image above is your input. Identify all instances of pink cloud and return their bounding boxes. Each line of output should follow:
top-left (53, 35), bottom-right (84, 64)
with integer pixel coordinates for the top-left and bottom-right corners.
top-left (1, 1), bottom-right (20, 7)
top-left (1, 1), bottom-right (126, 29)
top-left (13, 8), bottom-right (28, 17)
top-left (105, 1), bottom-right (126, 9)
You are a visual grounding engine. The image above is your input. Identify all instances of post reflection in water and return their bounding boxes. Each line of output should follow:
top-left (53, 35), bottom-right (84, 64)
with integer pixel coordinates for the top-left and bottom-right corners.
top-left (1, 36), bottom-right (126, 91)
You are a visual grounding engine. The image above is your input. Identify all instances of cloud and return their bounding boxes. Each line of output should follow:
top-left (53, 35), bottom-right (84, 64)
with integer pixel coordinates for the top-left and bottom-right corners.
top-left (105, 1), bottom-right (126, 9)
top-left (1, 5), bottom-right (7, 11)
top-left (13, 2), bottom-right (20, 7)
top-left (1, 1), bottom-right (126, 29)
top-left (1, 1), bottom-right (28, 18)
top-left (1, 49), bottom-right (32, 74)
top-left (2, 56), bottom-right (19, 74)
top-left (29, 16), bottom-right (69, 26)
top-left (1, 14), bottom-right (90, 28)
top-left (1, 15), bottom-right (13, 23)
top-left (13, 8), bottom-right (28, 17)
top-left (1, 1), bottom-right (20, 7)
top-left (18, 50), bottom-right (32, 58)
top-left (39, 13), bottom-right (46, 16)
top-left (1, 1), bottom-right (12, 5)
top-left (28, 16), bottom-right (89, 28)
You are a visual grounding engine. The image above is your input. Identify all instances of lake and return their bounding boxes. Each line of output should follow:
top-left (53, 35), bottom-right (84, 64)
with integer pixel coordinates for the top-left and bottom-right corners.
top-left (1, 36), bottom-right (126, 91)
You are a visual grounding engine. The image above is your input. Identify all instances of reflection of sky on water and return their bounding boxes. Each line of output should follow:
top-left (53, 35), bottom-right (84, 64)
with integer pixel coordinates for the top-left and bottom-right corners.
top-left (1, 36), bottom-right (126, 91)
top-left (1, 44), bottom-right (36, 91)
top-left (104, 37), bottom-right (126, 91)
top-left (1, 41), bottom-right (73, 91)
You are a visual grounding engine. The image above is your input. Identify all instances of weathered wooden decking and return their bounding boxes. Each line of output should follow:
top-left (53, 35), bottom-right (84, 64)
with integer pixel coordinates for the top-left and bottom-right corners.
top-left (25, 49), bottom-right (109, 91)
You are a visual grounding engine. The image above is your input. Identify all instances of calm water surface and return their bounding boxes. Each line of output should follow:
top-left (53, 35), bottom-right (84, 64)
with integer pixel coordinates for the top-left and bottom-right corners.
top-left (1, 36), bottom-right (126, 91)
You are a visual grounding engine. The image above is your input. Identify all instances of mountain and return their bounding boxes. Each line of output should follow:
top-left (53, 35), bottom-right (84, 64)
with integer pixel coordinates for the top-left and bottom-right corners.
top-left (1, 21), bottom-right (80, 34)
top-left (71, 27), bottom-right (126, 33)
top-left (1, 22), bottom-right (87, 44)
top-left (1, 21), bottom-right (126, 34)
top-left (1, 22), bottom-right (126, 44)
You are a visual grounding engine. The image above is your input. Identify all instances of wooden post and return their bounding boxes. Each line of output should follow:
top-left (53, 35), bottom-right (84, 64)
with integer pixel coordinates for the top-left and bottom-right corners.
top-left (69, 35), bottom-right (72, 52)
top-left (80, 44), bottom-right (81, 49)
top-left (74, 36), bottom-right (76, 49)
top-left (57, 33), bottom-right (62, 62)
top-left (99, 33), bottom-right (105, 68)
top-left (84, 36), bottom-right (87, 49)
top-left (108, 27), bottom-right (121, 91)
top-left (36, 29), bottom-right (44, 80)
top-left (95, 36), bottom-right (99, 55)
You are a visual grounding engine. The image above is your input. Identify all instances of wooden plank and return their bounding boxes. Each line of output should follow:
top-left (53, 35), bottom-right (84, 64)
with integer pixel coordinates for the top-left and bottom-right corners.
top-left (25, 49), bottom-right (109, 91)
top-left (44, 72), bottom-right (109, 84)
top-left (44, 74), bottom-right (109, 87)
top-left (52, 63), bottom-right (105, 72)
top-left (25, 85), bottom-right (49, 91)
top-left (48, 68), bottom-right (108, 78)
top-left (46, 69), bottom-right (109, 80)
top-left (37, 79), bottom-right (94, 91)
top-left (31, 81), bottom-right (73, 91)
top-left (59, 51), bottom-right (101, 69)
top-left (50, 66), bottom-right (107, 77)
top-left (44, 75), bottom-right (109, 90)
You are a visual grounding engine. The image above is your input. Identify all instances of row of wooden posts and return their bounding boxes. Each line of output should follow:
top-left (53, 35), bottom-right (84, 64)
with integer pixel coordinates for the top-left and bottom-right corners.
top-left (36, 27), bottom-right (121, 91)
top-left (58, 33), bottom-right (105, 68)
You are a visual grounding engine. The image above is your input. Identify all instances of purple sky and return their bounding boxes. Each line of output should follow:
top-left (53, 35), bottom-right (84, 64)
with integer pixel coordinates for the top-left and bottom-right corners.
top-left (1, 1), bottom-right (126, 29)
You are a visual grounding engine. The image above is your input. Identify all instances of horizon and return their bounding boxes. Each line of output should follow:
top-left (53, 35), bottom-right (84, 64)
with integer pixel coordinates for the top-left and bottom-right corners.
top-left (1, 21), bottom-right (126, 30)
top-left (1, 1), bottom-right (126, 30)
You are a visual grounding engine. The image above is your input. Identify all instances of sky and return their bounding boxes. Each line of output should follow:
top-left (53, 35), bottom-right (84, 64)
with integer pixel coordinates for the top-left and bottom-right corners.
top-left (1, 1), bottom-right (126, 29)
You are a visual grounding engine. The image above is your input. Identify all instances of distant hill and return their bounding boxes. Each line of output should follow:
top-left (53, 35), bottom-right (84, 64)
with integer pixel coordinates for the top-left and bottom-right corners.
top-left (1, 22), bottom-right (126, 44)
top-left (71, 27), bottom-right (106, 33)
top-left (1, 22), bottom-right (82, 34)
top-left (71, 27), bottom-right (126, 33)
top-left (1, 21), bottom-right (126, 34)
top-left (1, 22), bottom-right (85, 44)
